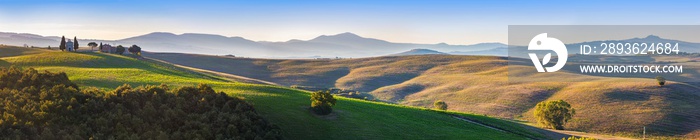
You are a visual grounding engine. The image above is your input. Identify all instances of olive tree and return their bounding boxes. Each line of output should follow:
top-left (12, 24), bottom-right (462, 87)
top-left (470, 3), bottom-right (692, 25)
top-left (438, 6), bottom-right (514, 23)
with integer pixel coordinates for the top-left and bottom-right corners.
top-left (310, 90), bottom-right (336, 115)
top-left (534, 100), bottom-right (575, 130)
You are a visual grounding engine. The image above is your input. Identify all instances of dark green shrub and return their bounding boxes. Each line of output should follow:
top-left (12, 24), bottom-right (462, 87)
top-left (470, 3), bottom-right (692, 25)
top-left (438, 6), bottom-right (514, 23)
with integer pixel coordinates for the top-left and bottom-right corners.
top-left (116, 45), bottom-right (126, 55)
top-left (433, 100), bottom-right (447, 110)
top-left (128, 45), bottom-right (142, 56)
top-left (310, 90), bottom-right (336, 115)
top-left (656, 76), bottom-right (666, 86)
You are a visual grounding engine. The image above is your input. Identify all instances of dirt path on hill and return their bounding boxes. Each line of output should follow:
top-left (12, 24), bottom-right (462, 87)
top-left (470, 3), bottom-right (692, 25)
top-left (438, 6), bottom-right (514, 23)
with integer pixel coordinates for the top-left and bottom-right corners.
top-left (518, 122), bottom-right (637, 140)
top-left (452, 115), bottom-right (637, 140)
top-left (546, 129), bottom-right (637, 140)
top-left (145, 57), bottom-right (281, 86)
top-left (452, 115), bottom-right (552, 139)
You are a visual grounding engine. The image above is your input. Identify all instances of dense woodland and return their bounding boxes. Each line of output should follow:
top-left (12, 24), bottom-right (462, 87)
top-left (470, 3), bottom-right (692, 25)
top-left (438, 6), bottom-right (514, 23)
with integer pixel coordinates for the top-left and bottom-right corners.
top-left (0, 67), bottom-right (282, 139)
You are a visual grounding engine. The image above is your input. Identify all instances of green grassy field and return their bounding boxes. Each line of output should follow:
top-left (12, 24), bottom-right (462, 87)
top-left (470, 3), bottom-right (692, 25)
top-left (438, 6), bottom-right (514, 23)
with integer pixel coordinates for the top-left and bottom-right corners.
top-left (0, 46), bottom-right (543, 139)
top-left (143, 52), bottom-right (700, 139)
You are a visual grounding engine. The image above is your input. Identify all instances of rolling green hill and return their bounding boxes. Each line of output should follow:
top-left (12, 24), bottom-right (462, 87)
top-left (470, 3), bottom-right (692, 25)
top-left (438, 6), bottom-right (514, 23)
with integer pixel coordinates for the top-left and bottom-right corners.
top-left (144, 52), bottom-right (700, 139)
top-left (0, 46), bottom-right (544, 139)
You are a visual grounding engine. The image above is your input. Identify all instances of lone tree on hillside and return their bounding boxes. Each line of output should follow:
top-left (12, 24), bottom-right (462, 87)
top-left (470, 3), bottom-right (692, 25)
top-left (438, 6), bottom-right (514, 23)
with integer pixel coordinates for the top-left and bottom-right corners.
top-left (88, 42), bottom-right (98, 51)
top-left (434, 100), bottom-right (448, 110)
top-left (59, 36), bottom-right (66, 51)
top-left (73, 37), bottom-right (79, 51)
top-left (128, 45), bottom-right (142, 56)
top-left (656, 76), bottom-right (666, 87)
top-left (310, 90), bottom-right (337, 115)
top-left (534, 100), bottom-right (575, 130)
top-left (115, 45), bottom-right (126, 55)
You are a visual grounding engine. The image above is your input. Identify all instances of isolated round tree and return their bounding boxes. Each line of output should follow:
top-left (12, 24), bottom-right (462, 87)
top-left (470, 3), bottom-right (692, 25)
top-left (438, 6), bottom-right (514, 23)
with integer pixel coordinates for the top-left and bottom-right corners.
top-left (534, 100), bottom-right (575, 130)
top-left (310, 90), bottom-right (337, 115)
top-left (88, 42), bottom-right (98, 51)
top-left (433, 100), bottom-right (447, 110)
top-left (656, 76), bottom-right (666, 86)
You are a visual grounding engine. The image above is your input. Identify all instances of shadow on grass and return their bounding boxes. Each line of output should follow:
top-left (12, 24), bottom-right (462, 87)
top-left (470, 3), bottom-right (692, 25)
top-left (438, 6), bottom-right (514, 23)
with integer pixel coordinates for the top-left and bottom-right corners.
top-left (604, 91), bottom-right (651, 102)
top-left (284, 67), bottom-right (350, 88)
top-left (385, 84), bottom-right (424, 102)
top-left (0, 59), bottom-right (10, 67)
top-left (645, 83), bottom-right (700, 137)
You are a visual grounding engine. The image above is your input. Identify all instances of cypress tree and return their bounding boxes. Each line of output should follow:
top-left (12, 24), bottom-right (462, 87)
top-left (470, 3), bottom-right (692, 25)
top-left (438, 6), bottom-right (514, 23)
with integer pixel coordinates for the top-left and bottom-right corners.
top-left (59, 36), bottom-right (66, 51)
top-left (73, 36), bottom-right (79, 51)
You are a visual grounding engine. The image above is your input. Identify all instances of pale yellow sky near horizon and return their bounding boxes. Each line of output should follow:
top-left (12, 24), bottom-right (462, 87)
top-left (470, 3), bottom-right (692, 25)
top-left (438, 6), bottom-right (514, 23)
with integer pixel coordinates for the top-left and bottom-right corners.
top-left (0, 23), bottom-right (506, 45)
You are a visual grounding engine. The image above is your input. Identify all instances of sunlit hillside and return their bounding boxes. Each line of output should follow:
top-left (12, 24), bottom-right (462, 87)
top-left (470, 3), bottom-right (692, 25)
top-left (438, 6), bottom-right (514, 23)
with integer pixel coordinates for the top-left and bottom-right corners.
top-left (0, 46), bottom-right (542, 139)
top-left (145, 52), bottom-right (700, 138)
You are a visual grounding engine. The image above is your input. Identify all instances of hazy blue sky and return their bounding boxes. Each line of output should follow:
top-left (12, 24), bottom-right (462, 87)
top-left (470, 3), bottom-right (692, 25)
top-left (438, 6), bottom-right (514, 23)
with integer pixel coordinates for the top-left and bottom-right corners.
top-left (0, 0), bottom-right (698, 44)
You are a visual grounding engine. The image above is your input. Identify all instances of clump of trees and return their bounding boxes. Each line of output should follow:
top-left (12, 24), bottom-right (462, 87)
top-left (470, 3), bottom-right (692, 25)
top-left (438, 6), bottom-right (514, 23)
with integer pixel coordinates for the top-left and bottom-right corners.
top-left (433, 100), bottom-right (448, 110)
top-left (128, 45), bottom-right (142, 56)
top-left (534, 100), bottom-right (575, 130)
top-left (116, 45), bottom-right (126, 54)
top-left (0, 67), bottom-right (282, 139)
top-left (0, 67), bottom-right (77, 89)
top-left (656, 76), bottom-right (666, 86)
top-left (310, 90), bottom-right (337, 115)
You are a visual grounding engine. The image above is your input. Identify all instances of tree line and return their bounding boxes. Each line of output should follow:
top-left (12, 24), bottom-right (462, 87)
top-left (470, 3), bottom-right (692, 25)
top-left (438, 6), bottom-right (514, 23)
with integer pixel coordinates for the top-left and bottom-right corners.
top-left (0, 67), bottom-right (282, 139)
top-left (56, 36), bottom-right (142, 56)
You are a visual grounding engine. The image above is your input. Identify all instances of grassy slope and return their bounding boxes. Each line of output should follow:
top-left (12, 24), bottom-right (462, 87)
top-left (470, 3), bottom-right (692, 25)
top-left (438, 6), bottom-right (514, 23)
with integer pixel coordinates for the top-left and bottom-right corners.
top-left (0, 47), bottom-right (539, 139)
top-left (144, 52), bottom-right (700, 138)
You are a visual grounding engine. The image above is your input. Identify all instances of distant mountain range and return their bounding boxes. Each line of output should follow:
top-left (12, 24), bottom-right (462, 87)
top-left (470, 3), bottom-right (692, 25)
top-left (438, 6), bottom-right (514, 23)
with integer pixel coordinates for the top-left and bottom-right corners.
top-left (1, 32), bottom-right (698, 58)
top-left (390, 49), bottom-right (448, 56)
top-left (0, 31), bottom-right (505, 58)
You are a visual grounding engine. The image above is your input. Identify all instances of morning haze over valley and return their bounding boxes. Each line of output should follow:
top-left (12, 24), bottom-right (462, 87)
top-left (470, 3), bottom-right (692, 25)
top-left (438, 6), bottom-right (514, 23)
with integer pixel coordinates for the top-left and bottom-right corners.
top-left (1, 0), bottom-right (700, 140)
top-left (0, 31), bottom-right (511, 58)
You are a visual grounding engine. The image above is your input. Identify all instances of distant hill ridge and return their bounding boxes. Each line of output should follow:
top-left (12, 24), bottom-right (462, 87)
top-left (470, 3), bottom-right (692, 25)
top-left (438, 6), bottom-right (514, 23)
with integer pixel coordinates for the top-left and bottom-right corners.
top-left (391, 48), bottom-right (448, 56)
top-left (2, 31), bottom-right (699, 58)
top-left (0, 31), bottom-right (506, 58)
